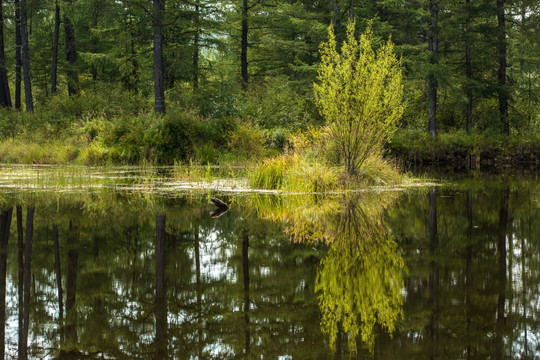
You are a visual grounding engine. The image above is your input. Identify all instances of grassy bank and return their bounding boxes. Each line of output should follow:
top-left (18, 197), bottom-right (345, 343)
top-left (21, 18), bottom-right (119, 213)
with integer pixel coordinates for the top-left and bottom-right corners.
top-left (0, 87), bottom-right (281, 166)
top-left (388, 129), bottom-right (540, 168)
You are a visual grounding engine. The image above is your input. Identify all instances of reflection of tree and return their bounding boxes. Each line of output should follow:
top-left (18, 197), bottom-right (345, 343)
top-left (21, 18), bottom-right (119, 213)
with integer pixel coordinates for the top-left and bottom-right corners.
top-left (0, 207), bottom-right (12, 360)
top-left (247, 193), bottom-right (405, 354)
top-left (154, 214), bottom-right (167, 360)
top-left (495, 187), bottom-right (509, 360)
top-left (21, 206), bottom-right (34, 360)
top-left (315, 200), bottom-right (405, 353)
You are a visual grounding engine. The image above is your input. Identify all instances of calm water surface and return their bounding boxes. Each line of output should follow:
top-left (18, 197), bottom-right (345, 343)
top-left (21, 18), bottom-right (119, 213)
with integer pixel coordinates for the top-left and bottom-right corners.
top-left (0, 167), bottom-right (539, 359)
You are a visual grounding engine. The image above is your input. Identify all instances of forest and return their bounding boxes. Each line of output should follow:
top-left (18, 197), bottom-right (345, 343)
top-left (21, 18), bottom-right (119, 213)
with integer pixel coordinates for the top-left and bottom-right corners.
top-left (0, 0), bottom-right (538, 168)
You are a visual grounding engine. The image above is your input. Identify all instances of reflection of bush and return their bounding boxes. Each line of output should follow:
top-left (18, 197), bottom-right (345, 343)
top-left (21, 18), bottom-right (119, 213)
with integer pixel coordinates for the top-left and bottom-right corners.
top-left (316, 201), bottom-right (405, 353)
top-left (243, 193), bottom-right (405, 353)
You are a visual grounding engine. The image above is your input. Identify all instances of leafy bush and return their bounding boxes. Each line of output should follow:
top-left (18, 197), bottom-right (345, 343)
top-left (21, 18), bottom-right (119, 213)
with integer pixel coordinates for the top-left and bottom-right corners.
top-left (314, 22), bottom-right (404, 175)
top-left (155, 112), bottom-right (195, 163)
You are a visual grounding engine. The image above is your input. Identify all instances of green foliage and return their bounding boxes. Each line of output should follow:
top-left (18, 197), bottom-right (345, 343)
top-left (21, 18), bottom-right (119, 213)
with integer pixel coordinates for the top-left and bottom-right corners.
top-left (239, 76), bottom-right (321, 129)
top-left (156, 110), bottom-right (197, 164)
top-left (314, 22), bottom-right (404, 175)
top-left (316, 202), bottom-right (405, 353)
top-left (244, 190), bottom-right (404, 354)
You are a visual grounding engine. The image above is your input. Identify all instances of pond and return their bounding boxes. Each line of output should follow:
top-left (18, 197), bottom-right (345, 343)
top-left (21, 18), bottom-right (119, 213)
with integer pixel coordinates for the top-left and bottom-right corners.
top-left (0, 166), bottom-right (539, 359)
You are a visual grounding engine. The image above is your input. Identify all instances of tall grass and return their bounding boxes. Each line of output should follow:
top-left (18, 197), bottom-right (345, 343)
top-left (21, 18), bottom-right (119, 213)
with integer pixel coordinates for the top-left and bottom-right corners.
top-left (249, 128), bottom-right (404, 193)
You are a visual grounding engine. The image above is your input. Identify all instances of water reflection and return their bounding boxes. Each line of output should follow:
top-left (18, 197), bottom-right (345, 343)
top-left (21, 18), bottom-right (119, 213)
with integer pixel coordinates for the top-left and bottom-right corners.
top-left (250, 193), bottom-right (406, 354)
top-left (0, 180), bottom-right (540, 358)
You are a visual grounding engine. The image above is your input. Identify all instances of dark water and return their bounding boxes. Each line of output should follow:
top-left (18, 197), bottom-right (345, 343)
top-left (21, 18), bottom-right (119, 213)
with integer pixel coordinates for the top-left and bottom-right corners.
top-left (1, 177), bottom-right (540, 359)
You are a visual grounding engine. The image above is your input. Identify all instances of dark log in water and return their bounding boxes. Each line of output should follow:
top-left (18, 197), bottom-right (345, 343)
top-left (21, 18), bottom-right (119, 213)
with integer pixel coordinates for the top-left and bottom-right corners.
top-left (210, 198), bottom-right (229, 218)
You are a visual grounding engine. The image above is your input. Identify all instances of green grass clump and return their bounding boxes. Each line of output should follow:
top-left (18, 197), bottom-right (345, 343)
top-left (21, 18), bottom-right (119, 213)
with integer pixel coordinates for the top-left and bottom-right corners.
top-left (249, 129), bottom-right (404, 194)
top-left (250, 156), bottom-right (292, 190)
top-left (0, 139), bottom-right (80, 164)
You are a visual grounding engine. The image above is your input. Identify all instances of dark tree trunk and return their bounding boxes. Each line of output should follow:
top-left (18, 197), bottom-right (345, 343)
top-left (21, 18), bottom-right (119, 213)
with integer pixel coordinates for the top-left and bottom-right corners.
top-left (193, 4), bottom-right (200, 89)
top-left (16, 205), bottom-right (23, 357)
top-left (15, 0), bottom-right (22, 109)
top-left (51, 0), bottom-right (60, 95)
top-left (348, 0), bottom-right (354, 20)
top-left (153, 0), bottom-right (165, 114)
top-left (242, 230), bottom-right (250, 354)
top-left (20, 0), bottom-right (33, 112)
top-left (496, 0), bottom-right (508, 134)
top-left (20, 206), bottom-right (34, 360)
top-left (195, 227), bottom-right (203, 359)
top-left (495, 188), bottom-right (508, 359)
top-left (66, 221), bottom-right (78, 314)
top-left (155, 215), bottom-right (167, 359)
top-left (466, 190), bottom-right (473, 358)
top-left (521, 201), bottom-right (529, 357)
top-left (0, 0), bottom-right (12, 108)
top-left (0, 208), bottom-right (13, 360)
top-left (53, 224), bottom-right (63, 320)
top-left (427, 0), bottom-right (438, 137)
top-left (64, 220), bottom-right (78, 352)
top-left (465, 0), bottom-right (472, 133)
top-left (63, 4), bottom-right (78, 96)
top-left (241, 0), bottom-right (248, 89)
top-left (428, 189), bottom-right (439, 359)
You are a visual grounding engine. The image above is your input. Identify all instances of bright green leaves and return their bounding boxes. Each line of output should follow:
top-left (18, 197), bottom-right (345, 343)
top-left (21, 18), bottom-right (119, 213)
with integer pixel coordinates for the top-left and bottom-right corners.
top-left (314, 21), bottom-right (405, 175)
top-left (315, 201), bottom-right (405, 353)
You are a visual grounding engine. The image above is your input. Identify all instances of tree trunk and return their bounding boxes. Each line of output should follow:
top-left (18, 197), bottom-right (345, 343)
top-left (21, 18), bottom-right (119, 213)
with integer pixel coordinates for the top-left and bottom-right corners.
top-left (0, 0), bottom-right (12, 108)
top-left (241, 0), bottom-right (248, 89)
top-left (155, 214), bottom-right (167, 358)
top-left (0, 208), bottom-right (12, 360)
top-left (53, 224), bottom-right (63, 320)
top-left (195, 227), bottom-right (203, 359)
top-left (496, 0), bottom-right (508, 134)
top-left (465, 0), bottom-right (472, 133)
top-left (66, 221), bottom-right (78, 314)
top-left (466, 190), bottom-right (473, 358)
top-left (64, 4), bottom-right (78, 96)
top-left (242, 230), bottom-right (250, 355)
top-left (427, 0), bottom-right (438, 138)
top-left (428, 189), bottom-right (439, 359)
top-left (495, 187), bottom-right (508, 359)
top-left (64, 220), bottom-right (78, 352)
top-left (20, 206), bottom-right (34, 360)
top-left (193, 3), bottom-right (200, 89)
top-left (153, 0), bottom-right (165, 114)
top-left (16, 206), bottom-right (24, 358)
top-left (20, 0), bottom-right (33, 112)
top-left (51, 0), bottom-right (60, 95)
top-left (15, 0), bottom-right (22, 109)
